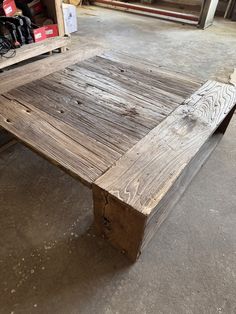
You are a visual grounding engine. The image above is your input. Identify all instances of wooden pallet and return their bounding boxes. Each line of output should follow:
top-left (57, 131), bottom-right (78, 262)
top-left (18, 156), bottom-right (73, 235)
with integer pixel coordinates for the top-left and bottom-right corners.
top-left (0, 51), bottom-right (235, 261)
top-left (0, 37), bottom-right (70, 71)
top-left (0, 0), bottom-right (67, 71)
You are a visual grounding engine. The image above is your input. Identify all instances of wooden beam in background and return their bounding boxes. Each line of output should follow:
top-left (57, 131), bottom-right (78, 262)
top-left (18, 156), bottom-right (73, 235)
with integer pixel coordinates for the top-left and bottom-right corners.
top-left (198, 0), bottom-right (219, 29)
top-left (94, 0), bottom-right (199, 25)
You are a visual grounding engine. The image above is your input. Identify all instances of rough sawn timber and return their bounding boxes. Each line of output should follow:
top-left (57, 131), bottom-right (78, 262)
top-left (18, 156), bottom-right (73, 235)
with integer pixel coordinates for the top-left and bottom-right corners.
top-left (0, 37), bottom-right (70, 70)
top-left (0, 53), bottom-right (202, 185)
top-left (0, 52), bottom-right (235, 261)
top-left (93, 80), bottom-right (236, 261)
top-left (0, 42), bottom-right (104, 151)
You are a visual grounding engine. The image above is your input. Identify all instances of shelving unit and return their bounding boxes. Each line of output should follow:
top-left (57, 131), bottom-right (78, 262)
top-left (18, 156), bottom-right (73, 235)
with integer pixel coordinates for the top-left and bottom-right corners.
top-left (94, 0), bottom-right (220, 28)
top-left (42, 0), bottom-right (65, 36)
top-left (0, 36), bottom-right (70, 70)
top-left (0, 0), bottom-right (69, 71)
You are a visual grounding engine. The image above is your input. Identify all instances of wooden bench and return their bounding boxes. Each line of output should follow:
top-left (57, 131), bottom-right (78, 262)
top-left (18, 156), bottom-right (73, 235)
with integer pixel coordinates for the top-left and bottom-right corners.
top-left (0, 51), bottom-right (235, 261)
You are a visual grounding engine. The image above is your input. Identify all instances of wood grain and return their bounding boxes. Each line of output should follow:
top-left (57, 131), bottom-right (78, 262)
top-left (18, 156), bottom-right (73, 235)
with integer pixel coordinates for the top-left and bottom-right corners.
top-left (42, 0), bottom-right (65, 36)
top-left (0, 52), bottom-right (202, 185)
top-left (101, 50), bottom-right (202, 97)
top-left (0, 42), bottom-right (104, 94)
top-left (230, 68), bottom-right (236, 87)
top-left (95, 81), bottom-right (236, 214)
top-left (0, 95), bottom-right (108, 184)
top-left (2, 52), bottom-right (233, 261)
top-left (93, 80), bottom-right (236, 260)
top-left (0, 37), bottom-right (70, 70)
top-left (0, 42), bottom-right (104, 151)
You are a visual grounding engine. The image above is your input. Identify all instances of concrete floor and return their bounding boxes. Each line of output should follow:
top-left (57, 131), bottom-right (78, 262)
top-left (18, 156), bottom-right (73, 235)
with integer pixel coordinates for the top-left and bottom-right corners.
top-left (0, 7), bottom-right (236, 314)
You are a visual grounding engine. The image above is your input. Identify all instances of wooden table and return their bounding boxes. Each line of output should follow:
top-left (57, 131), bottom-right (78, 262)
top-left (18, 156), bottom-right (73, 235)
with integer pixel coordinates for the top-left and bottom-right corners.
top-left (0, 52), bottom-right (235, 261)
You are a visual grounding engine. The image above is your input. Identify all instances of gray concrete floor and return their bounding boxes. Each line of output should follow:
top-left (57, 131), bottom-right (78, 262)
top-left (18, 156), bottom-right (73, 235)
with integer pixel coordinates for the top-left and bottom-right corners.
top-left (0, 7), bottom-right (236, 314)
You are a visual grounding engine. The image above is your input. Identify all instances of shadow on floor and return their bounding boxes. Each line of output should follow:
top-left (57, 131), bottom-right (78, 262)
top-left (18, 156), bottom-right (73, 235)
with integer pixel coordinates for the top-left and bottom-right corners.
top-left (0, 143), bottom-right (130, 313)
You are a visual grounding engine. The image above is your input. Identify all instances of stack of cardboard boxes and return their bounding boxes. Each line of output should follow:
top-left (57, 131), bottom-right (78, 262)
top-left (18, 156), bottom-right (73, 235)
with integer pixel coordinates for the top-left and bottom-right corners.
top-left (0, 0), bottom-right (59, 43)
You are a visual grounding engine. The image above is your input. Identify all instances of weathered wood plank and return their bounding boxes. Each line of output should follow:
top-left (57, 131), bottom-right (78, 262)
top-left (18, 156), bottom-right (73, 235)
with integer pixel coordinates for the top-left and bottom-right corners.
top-left (50, 65), bottom-right (179, 117)
top-left (77, 62), bottom-right (185, 110)
top-left (0, 37), bottom-right (70, 70)
top-left (93, 81), bottom-right (236, 261)
top-left (0, 95), bottom-right (112, 185)
top-left (142, 108), bottom-right (235, 253)
top-left (6, 85), bottom-right (139, 155)
top-left (81, 55), bottom-right (201, 99)
top-left (101, 51), bottom-right (202, 93)
top-left (39, 74), bottom-right (163, 131)
top-left (0, 42), bottom-right (104, 94)
top-left (0, 43), bottom-right (104, 151)
top-left (2, 51), bottom-right (200, 182)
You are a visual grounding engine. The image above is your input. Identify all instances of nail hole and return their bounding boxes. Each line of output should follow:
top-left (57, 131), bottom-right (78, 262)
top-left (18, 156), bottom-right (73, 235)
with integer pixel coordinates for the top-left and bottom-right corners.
top-left (26, 109), bottom-right (31, 113)
top-left (120, 69), bottom-right (124, 73)
top-left (77, 100), bottom-right (82, 105)
top-left (102, 216), bottom-right (112, 231)
top-left (103, 216), bottom-right (110, 226)
top-left (59, 110), bottom-right (64, 114)
top-left (6, 119), bottom-right (11, 123)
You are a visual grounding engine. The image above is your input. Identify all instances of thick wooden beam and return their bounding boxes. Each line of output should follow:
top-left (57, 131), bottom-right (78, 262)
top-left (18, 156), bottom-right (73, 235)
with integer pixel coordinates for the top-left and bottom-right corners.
top-left (0, 36), bottom-right (70, 70)
top-left (94, 0), bottom-right (199, 25)
top-left (0, 42), bottom-right (104, 94)
top-left (198, 0), bottom-right (219, 29)
top-left (93, 81), bottom-right (236, 261)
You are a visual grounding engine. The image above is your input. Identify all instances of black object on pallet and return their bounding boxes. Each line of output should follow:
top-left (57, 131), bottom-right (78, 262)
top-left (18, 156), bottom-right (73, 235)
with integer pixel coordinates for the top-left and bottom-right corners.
top-left (0, 36), bottom-right (15, 57)
top-left (0, 15), bottom-right (34, 50)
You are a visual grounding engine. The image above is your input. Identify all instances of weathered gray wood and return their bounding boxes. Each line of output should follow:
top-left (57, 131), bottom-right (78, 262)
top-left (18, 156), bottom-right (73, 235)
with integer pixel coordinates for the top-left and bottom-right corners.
top-left (0, 52), bottom-right (202, 185)
top-left (0, 95), bottom-right (117, 185)
top-left (198, 0), bottom-right (219, 29)
top-left (93, 81), bottom-right (236, 261)
top-left (1, 52), bottom-right (235, 261)
top-left (0, 42), bottom-right (104, 94)
top-left (230, 68), bottom-right (236, 87)
top-left (0, 37), bottom-right (70, 70)
top-left (101, 50), bottom-right (202, 94)
top-left (0, 43), bottom-right (104, 150)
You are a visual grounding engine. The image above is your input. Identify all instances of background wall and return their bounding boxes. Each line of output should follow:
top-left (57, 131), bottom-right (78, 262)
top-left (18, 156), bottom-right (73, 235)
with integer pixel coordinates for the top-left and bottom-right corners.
top-left (157, 0), bottom-right (228, 15)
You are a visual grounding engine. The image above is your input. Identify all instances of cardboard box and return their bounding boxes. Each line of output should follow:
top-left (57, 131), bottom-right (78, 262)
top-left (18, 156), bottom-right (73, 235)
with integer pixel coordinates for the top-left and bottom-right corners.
top-left (33, 27), bottom-right (46, 43)
top-left (32, 24), bottom-right (59, 42)
top-left (45, 24), bottom-right (59, 38)
top-left (0, 0), bottom-right (17, 16)
top-left (62, 3), bottom-right (78, 34)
